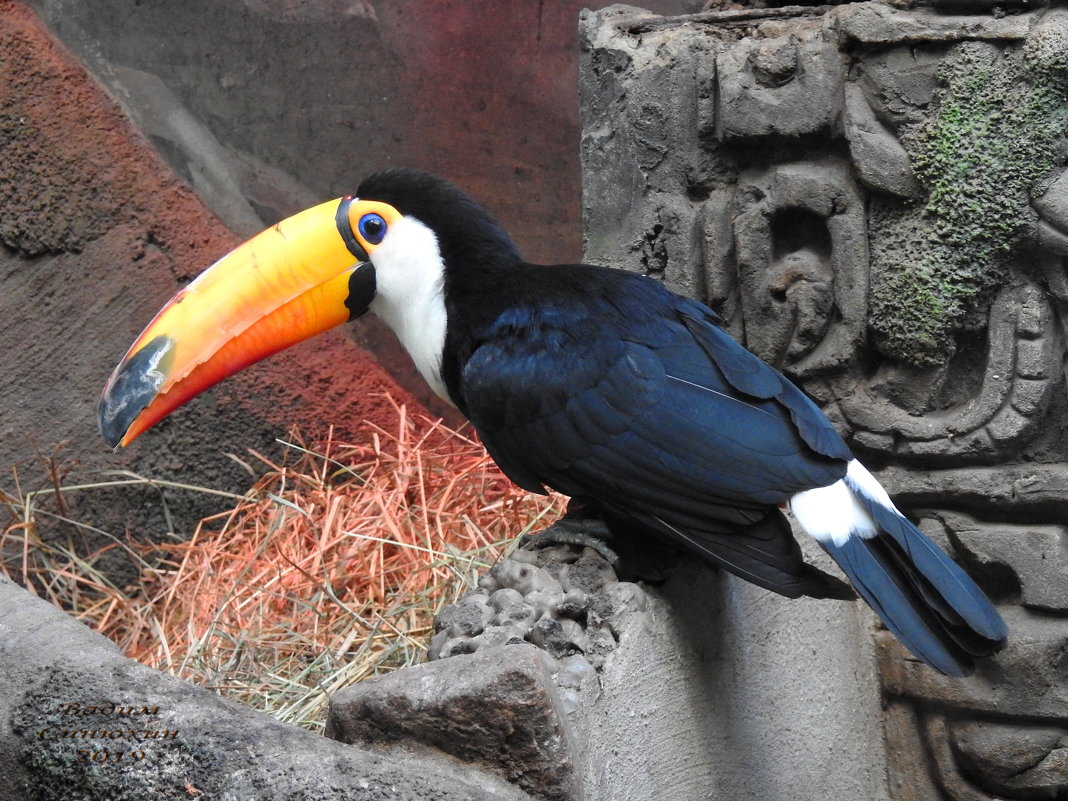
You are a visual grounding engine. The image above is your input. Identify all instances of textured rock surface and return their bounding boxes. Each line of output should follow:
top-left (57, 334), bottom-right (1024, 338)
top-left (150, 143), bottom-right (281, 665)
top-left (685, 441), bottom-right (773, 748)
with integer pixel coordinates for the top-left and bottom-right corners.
top-left (429, 548), bottom-right (620, 671)
top-left (332, 543), bottom-right (889, 801)
top-left (328, 644), bottom-right (578, 801)
top-left (329, 547), bottom-right (617, 801)
top-left (580, 3), bottom-right (1068, 799)
top-left (0, 575), bottom-right (532, 801)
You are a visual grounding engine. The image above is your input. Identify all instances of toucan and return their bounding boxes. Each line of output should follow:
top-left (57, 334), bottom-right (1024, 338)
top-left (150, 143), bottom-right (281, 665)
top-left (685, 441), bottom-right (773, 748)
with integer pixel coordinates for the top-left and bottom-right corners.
top-left (99, 169), bottom-right (1007, 676)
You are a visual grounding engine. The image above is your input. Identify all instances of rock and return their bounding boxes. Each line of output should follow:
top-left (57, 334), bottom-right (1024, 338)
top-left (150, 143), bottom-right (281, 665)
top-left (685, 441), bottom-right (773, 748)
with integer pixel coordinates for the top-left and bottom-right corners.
top-left (579, 3), bottom-right (712, 299)
top-left (949, 718), bottom-right (1068, 799)
top-left (934, 511), bottom-right (1068, 613)
top-left (434, 595), bottom-right (494, 638)
top-left (836, 4), bottom-right (1034, 45)
top-left (853, 44), bottom-right (944, 128)
top-left (431, 545), bottom-right (622, 671)
top-left (716, 30), bottom-right (843, 140)
top-left (877, 605), bottom-right (1068, 719)
top-left (0, 575), bottom-right (532, 801)
top-left (1032, 161), bottom-right (1068, 253)
top-left (843, 83), bottom-right (921, 199)
top-left (327, 645), bottom-right (577, 801)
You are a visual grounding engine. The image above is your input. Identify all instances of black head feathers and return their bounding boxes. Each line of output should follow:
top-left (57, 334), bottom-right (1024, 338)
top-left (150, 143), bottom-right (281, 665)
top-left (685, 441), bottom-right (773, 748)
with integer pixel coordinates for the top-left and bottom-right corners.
top-left (356, 169), bottom-right (522, 266)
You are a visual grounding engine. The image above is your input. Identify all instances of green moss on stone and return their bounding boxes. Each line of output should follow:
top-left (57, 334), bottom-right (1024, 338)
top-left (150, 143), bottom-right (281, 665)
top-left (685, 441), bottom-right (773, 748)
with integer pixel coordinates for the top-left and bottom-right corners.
top-left (868, 41), bottom-right (1068, 366)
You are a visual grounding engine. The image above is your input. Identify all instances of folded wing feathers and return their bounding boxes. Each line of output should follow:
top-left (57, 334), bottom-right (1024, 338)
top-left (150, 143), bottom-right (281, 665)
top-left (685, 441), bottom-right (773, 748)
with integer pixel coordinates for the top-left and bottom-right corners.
top-left (680, 313), bottom-right (852, 461)
top-left (469, 294), bottom-right (1006, 675)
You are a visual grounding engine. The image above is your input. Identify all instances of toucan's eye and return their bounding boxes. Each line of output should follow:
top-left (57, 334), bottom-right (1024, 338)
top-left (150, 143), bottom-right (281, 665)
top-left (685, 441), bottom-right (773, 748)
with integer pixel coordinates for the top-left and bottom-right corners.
top-left (358, 213), bottom-right (387, 245)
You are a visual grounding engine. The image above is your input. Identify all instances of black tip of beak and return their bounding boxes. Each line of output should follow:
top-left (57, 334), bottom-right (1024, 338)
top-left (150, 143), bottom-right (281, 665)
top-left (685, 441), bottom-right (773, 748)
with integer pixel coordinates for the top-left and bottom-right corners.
top-left (97, 335), bottom-right (175, 448)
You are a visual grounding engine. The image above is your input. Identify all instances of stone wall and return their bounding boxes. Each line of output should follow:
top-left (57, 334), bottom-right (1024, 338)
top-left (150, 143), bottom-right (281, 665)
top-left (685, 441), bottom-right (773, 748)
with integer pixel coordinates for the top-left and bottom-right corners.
top-left (579, 3), bottom-right (1067, 799)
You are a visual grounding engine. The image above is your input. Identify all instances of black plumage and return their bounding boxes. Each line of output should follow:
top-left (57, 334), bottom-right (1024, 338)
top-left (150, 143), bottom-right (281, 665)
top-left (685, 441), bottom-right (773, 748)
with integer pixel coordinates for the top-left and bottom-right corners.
top-left (356, 169), bottom-right (1007, 675)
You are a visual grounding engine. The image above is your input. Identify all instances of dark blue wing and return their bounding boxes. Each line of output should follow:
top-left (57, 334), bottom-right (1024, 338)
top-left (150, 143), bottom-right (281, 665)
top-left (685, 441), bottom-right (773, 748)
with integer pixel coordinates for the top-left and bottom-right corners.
top-left (458, 271), bottom-right (852, 596)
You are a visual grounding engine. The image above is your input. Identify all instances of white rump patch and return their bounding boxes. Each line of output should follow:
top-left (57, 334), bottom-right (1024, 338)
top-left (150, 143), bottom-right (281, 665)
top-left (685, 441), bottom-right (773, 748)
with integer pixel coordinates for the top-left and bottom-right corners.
top-left (789, 459), bottom-right (900, 547)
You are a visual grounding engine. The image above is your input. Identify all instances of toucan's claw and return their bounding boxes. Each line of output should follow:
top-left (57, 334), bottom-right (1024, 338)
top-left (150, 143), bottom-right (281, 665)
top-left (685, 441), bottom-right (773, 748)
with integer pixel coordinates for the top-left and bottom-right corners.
top-left (519, 518), bottom-right (620, 568)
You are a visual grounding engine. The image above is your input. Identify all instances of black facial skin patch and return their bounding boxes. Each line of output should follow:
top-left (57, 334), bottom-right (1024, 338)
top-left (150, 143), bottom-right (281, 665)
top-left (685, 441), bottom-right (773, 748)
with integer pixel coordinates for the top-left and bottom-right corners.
top-left (345, 263), bottom-right (377, 321)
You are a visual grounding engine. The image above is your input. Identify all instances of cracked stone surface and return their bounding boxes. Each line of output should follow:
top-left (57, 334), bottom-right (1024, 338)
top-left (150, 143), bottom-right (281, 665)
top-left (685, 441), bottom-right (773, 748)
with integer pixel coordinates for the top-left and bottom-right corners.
top-left (580, 3), bottom-right (1068, 799)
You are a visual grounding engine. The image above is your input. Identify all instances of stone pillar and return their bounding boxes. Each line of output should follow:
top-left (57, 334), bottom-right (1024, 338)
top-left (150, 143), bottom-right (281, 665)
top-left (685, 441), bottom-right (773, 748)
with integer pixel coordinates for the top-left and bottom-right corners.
top-left (579, 3), bottom-right (1068, 799)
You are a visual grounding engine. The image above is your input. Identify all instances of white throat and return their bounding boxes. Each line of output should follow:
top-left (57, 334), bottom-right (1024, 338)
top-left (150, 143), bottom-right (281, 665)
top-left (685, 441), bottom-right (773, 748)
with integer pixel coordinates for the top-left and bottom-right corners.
top-left (368, 216), bottom-right (451, 402)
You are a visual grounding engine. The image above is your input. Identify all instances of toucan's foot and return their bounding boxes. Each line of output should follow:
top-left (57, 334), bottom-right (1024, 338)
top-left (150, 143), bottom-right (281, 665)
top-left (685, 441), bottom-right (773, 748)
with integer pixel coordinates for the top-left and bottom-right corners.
top-left (519, 517), bottom-right (620, 568)
top-left (518, 497), bottom-right (679, 582)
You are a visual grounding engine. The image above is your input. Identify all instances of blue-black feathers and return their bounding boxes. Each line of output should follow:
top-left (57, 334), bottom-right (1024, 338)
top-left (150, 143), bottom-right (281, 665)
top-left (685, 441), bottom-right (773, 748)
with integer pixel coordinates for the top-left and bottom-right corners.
top-left (454, 265), bottom-right (855, 599)
top-left (821, 478), bottom-right (1008, 675)
top-left (356, 169), bottom-right (1008, 675)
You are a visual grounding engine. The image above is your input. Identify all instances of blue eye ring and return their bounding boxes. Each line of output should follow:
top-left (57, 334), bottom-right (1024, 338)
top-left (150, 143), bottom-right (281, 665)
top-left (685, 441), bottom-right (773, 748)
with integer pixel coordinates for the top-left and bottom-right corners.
top-left (358, 213), bottom-right (387, 245)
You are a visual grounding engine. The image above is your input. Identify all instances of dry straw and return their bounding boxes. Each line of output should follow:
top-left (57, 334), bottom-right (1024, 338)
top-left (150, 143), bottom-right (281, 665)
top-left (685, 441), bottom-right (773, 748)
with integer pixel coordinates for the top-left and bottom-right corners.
top-left (1, 398), bottom-right (564, 730)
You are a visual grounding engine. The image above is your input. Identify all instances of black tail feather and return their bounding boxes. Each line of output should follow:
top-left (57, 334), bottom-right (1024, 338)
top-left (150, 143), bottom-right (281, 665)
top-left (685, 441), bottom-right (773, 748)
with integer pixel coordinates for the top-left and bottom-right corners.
top-left (821, 502), bottom-right (1007, 676)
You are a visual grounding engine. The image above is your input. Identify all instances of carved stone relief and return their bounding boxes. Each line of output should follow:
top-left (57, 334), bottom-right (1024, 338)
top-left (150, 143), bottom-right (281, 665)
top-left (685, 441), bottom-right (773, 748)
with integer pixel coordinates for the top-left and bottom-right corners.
top-left (579, 3), bottom-right (1068, 798)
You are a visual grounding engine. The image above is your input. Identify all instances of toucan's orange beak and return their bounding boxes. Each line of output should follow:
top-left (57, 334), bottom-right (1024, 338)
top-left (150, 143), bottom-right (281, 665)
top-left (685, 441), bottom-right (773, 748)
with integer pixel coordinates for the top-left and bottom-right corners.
top-left (98, 197), bottom-right (378, 448)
